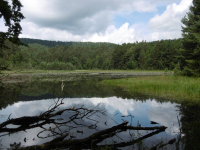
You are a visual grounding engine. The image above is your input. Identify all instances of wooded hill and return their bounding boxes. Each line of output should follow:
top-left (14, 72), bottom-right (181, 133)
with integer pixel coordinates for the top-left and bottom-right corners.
top-left (20, 38), bottom-right (116, 47)
top-left (0, 38), bottom-right (182, 71)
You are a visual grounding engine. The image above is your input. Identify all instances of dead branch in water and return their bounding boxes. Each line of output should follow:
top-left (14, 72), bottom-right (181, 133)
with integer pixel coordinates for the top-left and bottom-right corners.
top-left (0, 99), bottom-right (167, 150)
top-left (21, 121), bottom-right (167, 150)
top-left (0, 99), bottom-right (105, 137)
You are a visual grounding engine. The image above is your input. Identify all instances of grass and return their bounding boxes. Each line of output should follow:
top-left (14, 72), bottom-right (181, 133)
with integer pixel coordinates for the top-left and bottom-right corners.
top-left (101, 75), bottom-right (200, 102)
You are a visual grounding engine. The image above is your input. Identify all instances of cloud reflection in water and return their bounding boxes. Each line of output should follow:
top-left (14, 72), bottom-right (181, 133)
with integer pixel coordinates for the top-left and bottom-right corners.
top-left (0, 97), bottom-right (180, 149)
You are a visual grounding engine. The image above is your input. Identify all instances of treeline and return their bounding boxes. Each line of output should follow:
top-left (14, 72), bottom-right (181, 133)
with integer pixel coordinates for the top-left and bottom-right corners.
top-left (0, 38), bottom-right (182, 71)
top-left (20, 38), bottom-right (116, 47)
top-left (113, 39), bottom-right (182, 70)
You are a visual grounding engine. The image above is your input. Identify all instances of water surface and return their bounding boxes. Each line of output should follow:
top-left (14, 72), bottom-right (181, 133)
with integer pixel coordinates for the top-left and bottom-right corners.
top-left (0, 80), bottom-right (199, 149)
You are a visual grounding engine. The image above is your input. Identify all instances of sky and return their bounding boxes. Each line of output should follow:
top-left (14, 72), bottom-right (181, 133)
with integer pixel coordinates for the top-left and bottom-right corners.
top-left (0, 0), bottom-right (193, 44)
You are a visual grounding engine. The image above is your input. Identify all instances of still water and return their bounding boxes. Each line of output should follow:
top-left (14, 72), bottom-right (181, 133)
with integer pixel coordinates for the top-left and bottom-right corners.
top-left (0, 79), bottom-right (200, 149)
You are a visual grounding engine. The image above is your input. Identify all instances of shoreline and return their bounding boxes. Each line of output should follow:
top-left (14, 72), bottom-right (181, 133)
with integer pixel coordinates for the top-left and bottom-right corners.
top-left (0, 70), bottom-right (171, 83)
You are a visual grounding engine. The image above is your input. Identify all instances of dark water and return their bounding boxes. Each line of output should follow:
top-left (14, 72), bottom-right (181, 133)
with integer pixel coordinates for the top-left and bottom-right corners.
top-left (0, 79), bottom-right (200, 150)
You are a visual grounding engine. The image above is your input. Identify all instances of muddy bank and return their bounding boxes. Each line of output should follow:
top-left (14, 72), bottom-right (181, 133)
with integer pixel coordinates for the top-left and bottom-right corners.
top-left (1, 72), bottom-right (173, 83)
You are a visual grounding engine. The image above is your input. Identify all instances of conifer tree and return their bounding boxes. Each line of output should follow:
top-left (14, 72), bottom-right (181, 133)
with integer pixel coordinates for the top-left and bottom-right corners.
top-left (181, 0), bottom-right (200, 76)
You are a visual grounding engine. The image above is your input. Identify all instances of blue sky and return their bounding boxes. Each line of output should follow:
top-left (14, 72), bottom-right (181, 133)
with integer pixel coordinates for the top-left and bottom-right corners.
top-left (0, 0), bottom-right (193, 44)
top-left (113, 6), bottom-right (167, 28)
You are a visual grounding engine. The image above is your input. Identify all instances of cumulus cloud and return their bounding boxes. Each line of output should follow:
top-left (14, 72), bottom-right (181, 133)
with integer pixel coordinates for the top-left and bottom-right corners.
top-left (83, 23), bottom-right (143, 44)
top-left (147, 100), bottom-right (181, 135)
top-left (19, 21), bottom-right (83, 41)
top-left (20, 0), bottom-right (156, 35)
top-left (148, 0), bottom-right (192, 40)
top-left (82, 97), bottom-right (137, 115)
top-left (1, 0), bottom-right (192, 43)
top-left (19, 21), bottom-right (143, 44)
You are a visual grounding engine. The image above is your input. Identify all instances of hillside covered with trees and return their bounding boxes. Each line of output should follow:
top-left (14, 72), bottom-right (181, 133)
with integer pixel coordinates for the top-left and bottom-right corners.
top-left (0, 38), bottom-right (182, 71)
top-left (20, 38), bottom-right (116, 47)
top-left (0, 0), bottom-right (199, 76)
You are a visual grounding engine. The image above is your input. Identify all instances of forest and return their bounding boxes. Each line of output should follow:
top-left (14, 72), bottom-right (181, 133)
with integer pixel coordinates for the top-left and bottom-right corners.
top-left (0, 38), bottom-right (182, 71)
top-left (0, 0), bottom-right (200, 77)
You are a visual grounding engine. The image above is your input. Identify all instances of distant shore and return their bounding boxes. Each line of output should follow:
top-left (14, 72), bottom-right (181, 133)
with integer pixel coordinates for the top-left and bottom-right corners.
top-left (0, 70), bottom-right (171, 83)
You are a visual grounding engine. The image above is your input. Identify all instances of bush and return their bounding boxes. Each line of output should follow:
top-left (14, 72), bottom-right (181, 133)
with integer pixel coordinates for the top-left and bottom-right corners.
top-left (39, 61), bottom-right (74, 70)
top-left (0, 58), bottom-right (9, 71)
top-left (65, 62), bottom-right (74, 70)
top-left (173, 63), bottom-right (182, 76)
top-left (164, 67), bottom-right (168, 75)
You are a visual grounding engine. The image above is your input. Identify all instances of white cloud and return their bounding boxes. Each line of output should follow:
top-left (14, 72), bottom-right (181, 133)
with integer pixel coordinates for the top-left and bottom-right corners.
top-left (18, 0), bottom-right (155, 43)
top-left (82, 97), bottom-right (136, 115)
top-left (83, 23), bottom-right (143, 44)
top-left (19, 21), bottom-right (83, 41)
top-left (1, 0), bottom-right (192, 43)
top-left (20, 0), bottom-right (157, 35)
top-left (19, 22), bottom-right (143, 44)
top-left (147, 100), bottom-right (181, 135)
top-left (148, 0), bottom-right (192, 40)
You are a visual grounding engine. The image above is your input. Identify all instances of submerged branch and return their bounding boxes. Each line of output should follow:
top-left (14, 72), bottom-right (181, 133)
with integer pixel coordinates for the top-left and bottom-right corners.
top-left (0, 99), bottom-right (105, 137)
top-left (1, 99), bottom-right (168, 150)
top-left (22, 121), bottom-right (167, 150)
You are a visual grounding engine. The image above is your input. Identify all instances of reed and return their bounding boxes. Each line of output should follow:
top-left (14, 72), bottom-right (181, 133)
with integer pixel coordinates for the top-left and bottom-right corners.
top-left (102, 75), bottom-right (200, 101)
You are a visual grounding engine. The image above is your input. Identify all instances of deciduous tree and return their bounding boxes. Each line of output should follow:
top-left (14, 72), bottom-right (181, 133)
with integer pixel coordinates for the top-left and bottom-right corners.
top-left (0, 0), bottom-right (24, 48)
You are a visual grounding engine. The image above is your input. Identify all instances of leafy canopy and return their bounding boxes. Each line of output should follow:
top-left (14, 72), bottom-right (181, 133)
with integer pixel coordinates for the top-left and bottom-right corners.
top-left (0, 0), bottom-right (25, 48)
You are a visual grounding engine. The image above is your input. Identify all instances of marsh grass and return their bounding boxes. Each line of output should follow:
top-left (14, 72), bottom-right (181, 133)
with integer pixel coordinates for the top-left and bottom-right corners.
top-left (102, 75), bottom-right (200, 102)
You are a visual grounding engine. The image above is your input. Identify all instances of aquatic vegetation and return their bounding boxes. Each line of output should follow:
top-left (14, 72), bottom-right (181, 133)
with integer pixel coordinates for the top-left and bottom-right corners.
top-left (102, 75), bottom-right (200, 102)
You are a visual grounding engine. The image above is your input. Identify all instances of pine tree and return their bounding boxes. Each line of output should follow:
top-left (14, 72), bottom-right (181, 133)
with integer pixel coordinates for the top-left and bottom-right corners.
top-left (181, 0), bottom-right (200, 76)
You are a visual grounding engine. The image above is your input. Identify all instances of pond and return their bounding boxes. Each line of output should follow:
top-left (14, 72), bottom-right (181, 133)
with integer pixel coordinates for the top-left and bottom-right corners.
top-left (0, 79), bottom-right (200, 150)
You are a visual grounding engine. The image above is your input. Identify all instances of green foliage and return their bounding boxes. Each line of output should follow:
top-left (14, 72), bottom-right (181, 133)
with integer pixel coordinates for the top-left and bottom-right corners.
top-left (1, 38), bottom-right (183, 71)
top-left (20, 38), bottom-right (116, 48)
top-left (0, 0), bottom-right (25, 48)
top-left (111, 39), bottom-right (181, 70)
top-left (0, 58), bottom-right (9, 71)
top-left (127, 57), bottom-right (137, 69)
top-left (102, 58), bottom-right (111, 70)
top-left (181, 0), bottom-right (200, 76)
top-left (39, 61), bottom-right (74, 70)
top-left (145, 49), bottom-right (151, 69)
top-left (138, 49), bottom-right (146, 69)
top-left (112, 44), bottom-right (133, 69)
top-left (164, 67), bottom-right (168, 74)
top-left (0, 40), bottom-right (28, 70)
top-left (173, 63), bottom-right (182, 76)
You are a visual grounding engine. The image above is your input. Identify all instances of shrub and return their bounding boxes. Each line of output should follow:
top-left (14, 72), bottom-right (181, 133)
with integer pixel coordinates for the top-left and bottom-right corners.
top-left (39, 61), bottom-right (74, 70)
